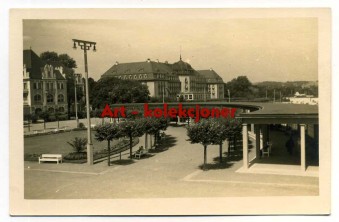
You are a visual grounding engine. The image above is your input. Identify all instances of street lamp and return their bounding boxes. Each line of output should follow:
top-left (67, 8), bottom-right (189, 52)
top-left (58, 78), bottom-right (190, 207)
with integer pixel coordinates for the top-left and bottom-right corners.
top-left (74, 73), bottom-right (81, 128)
top-left (72, 39), bottom-right (96, 165)
top-left (227, 89), bottom-right (230, 103)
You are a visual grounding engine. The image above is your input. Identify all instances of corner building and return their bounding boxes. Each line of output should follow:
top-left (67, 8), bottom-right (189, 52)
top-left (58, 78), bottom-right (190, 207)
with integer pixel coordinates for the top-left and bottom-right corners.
top-left (101, 57), bottom-right (225, 101)
top-left (23, 49), bottom-right (68, 115)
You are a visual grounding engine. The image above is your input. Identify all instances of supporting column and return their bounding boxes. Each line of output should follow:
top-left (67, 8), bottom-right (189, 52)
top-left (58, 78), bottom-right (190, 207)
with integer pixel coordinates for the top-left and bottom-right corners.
top-left (251, 124), bottom-right (255, 133)
top-left (255, 125), bottom-right (261, 160)
top-left (300, 124), bottom-right (306, 171)
top-left (262, 124), bottom-right (268, 146)
top-left (242, 123), bottom-right (249, 169)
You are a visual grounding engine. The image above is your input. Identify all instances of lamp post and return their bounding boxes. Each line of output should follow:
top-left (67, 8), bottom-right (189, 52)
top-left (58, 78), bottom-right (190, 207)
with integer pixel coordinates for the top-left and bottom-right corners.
top-left (72, 39), bottom-right (96, 165)
top-left (74, 73), bottom-right (81, 128)
top-left (227, 89), bottom-right (230, 103)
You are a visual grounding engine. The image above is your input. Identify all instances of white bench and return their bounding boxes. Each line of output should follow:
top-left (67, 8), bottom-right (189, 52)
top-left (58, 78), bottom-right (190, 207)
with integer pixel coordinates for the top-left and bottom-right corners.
top-left (39, 154), bottom-right (63, 164)
top-left (134, 146), bottom-right (148, 159)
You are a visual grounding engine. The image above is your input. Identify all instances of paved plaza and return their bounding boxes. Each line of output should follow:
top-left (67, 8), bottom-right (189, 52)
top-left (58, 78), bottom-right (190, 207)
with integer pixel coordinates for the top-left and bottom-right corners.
top-left (24, 125), bottom-right (319, 199)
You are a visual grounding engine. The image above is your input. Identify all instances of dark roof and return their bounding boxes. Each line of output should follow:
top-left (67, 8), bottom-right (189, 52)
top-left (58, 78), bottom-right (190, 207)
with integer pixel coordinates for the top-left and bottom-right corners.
top-left (23, 49), bottom-right (45, 79)
top-left (102, 60), bottom-right (174, 77)
top-left (23, 49), bottom-right (67, 80)
top-left (238, 102), bottom-right (318, 124)
top-left (197, 69), bottom-right (224, 83)
top-left (172, 59), bottom-right (194, 74)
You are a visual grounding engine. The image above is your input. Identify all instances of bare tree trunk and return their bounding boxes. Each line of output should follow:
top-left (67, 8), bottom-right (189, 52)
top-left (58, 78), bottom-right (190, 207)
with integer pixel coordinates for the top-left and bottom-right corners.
top-left (150, 134), bottom-right (153, 148)
top-left (203, 145), bottom-right (207, 171)
top-left (145, 133), bottom-right (148, 149)
top-left (219, 142), bottom-right (223, 163)
top-left (44, 120), bottom-right (46, 130)
top-left (129, 136), bottom-right (133, 159)
top-left (107, 140), bottom-right (111, 166)
top-left (228, 139), bottom-right (231, 157)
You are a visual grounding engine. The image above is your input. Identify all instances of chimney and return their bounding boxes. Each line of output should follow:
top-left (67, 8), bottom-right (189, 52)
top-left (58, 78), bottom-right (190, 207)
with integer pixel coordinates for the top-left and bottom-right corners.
top-left (115, 61), bottom-right (119, 65)
top-left (147, 58), bottom-right (151, 63)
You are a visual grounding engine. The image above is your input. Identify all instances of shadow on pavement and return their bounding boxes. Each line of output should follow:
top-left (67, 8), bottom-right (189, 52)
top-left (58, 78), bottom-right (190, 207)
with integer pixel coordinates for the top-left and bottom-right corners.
top-left (149, 135), bottom-right (177, 153)
top-left (111, 159), bottom-right (135, 165)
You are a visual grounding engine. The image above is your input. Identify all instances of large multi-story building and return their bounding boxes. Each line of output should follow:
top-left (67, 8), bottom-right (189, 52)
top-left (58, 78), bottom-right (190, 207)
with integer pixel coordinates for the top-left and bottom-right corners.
top-left (101, 56), bottom-right (225, 101)
top-left (23, 49), bottom-right (68, 115)
top-left (197, 69), bottom-right (225, 100)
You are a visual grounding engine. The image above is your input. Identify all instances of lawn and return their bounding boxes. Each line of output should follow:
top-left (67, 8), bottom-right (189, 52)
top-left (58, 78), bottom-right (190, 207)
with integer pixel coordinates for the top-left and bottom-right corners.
top-left (24, 130), bottom-right (120, 156)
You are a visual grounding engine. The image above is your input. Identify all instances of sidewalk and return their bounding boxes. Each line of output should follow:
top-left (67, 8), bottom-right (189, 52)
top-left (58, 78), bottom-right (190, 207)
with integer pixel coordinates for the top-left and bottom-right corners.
top-left (24, 126), bottom-right (319, 199)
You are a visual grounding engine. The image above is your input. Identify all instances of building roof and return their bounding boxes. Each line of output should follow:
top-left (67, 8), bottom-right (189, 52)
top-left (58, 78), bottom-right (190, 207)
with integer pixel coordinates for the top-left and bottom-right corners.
top-left (101, 58), bottom-right (224, 84)
top-left (23, 49), bottom-right (67, 80)
top-left (238, 102), bottom-right (318, 124)
top-left (172, 59), bottom-right (194, 74)
top-left (102, 60), bottom-right (174, 77)
top-left (23, 49), bottom-right (45, 79)
top-left (197, 69), bottom-right (224, 83)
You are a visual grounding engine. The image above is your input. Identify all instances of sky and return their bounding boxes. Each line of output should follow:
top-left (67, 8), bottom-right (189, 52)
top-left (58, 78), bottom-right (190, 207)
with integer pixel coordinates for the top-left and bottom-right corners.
top-left (23, 18), bottom-right (318, 82)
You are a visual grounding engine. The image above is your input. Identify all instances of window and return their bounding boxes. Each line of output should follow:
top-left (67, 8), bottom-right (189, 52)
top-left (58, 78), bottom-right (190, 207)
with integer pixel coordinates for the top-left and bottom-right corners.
top-left (33, 82), bottom-right (37, 89)
top-left (134, 75), bottom-right (137, 79)
top-left (48, 107), bottom-right (55, 113)
top-left (47, 94), bottom-right (54, 103)
top-left (57, 83), bottom-right (64, 90)
top-left (58, 94), bottom-right (64, 102)
top-left (59, 107), bottom-right (65, 112)
top-left (34, 94), bottom-right (42, 102)
top-left (144, 74), bottom-right (147, 78)
top-left (23, 83), bottom-right (27, 90)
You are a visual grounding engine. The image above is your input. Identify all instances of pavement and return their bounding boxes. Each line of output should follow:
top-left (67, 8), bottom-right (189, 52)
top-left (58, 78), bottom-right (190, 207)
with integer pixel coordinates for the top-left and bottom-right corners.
top-left (24, 125), bottom-right (319, 199)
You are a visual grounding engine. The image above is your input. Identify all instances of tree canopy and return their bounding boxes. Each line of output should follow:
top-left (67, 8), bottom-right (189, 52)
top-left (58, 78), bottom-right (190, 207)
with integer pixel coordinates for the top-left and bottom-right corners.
top-left (91, 76), bottom-right (150, 109)
top-left (40, 51), bottom-right (77, 69)
top-left (94, 123), bottom-right (121, 166)
top-left (118, 118), bottom-right (146, 159)
top-left (40, 51), bottom-right (80, 116)
top-left (225, 76), bottom-right (253, 98)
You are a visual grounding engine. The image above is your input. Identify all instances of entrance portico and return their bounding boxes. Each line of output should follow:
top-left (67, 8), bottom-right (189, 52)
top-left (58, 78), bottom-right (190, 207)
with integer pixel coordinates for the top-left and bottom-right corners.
top-left (239, 103), bottom-right (318, 172)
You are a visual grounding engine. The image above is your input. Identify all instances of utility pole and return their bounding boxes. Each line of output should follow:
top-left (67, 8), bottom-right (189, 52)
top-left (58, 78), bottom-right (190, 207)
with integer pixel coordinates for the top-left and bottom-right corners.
top-left (72, 39), bottom-right (96, 165)
top-left (74, 74), bottom-right (81, 128)
top-left (227, 89), bottom-right (230, 103)
top-left (162, 83), bottom-right (165, 104)
top-left (273, 89), bottom-right (276, 103)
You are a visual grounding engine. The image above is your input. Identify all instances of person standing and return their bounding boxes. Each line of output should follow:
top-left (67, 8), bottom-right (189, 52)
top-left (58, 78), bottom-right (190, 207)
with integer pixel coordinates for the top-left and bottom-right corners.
top-left (285, 135), bottom-right (294, 155)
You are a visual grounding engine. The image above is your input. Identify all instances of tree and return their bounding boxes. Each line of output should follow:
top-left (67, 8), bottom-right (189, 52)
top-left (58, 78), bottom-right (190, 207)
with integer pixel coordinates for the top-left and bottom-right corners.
top-left (208, 118), bottom-right (230, 163)
top-left (58, 54), bottom-right (77, 69)
top-left (40, 51), bottom-right (79, 117)
top-left (54, 112), bottom-right (62, 129)
top-left (225, 76), bottom-right (253, 99)
top-left (23, 113), bottom-right (32, 132)
top-left (39, 111), bottom-right (50, 130)
top-left (226, 118), bottom-right (242, 156)
top-left (118, 119), bottom-right (146, 159)
top-left (186, 119), bottom-right (217, 170)
top-left (91, 77), bottom-right (150, 109)
top-left (40, 51), bottom-right (77, 69)
top-left (94, 123), bottom-right (121, 166)
top-left (143, 117), bottom-right (169, 148)
top-left (40, 51), bottom-right (59, 63)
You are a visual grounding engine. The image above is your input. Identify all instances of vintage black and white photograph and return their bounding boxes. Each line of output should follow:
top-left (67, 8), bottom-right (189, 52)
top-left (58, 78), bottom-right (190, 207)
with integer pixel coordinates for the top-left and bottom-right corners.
top-left (9, 8), bottom-right (331, 215)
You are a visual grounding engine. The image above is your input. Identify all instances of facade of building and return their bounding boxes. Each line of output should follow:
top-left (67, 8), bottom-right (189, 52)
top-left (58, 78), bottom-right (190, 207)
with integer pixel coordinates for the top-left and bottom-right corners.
top-left (101, 56), bottom-right (225, 101)
top-left (23, 49), bottom-right (68, 115)
top-left (197, 69), bottom-right (225, 100)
